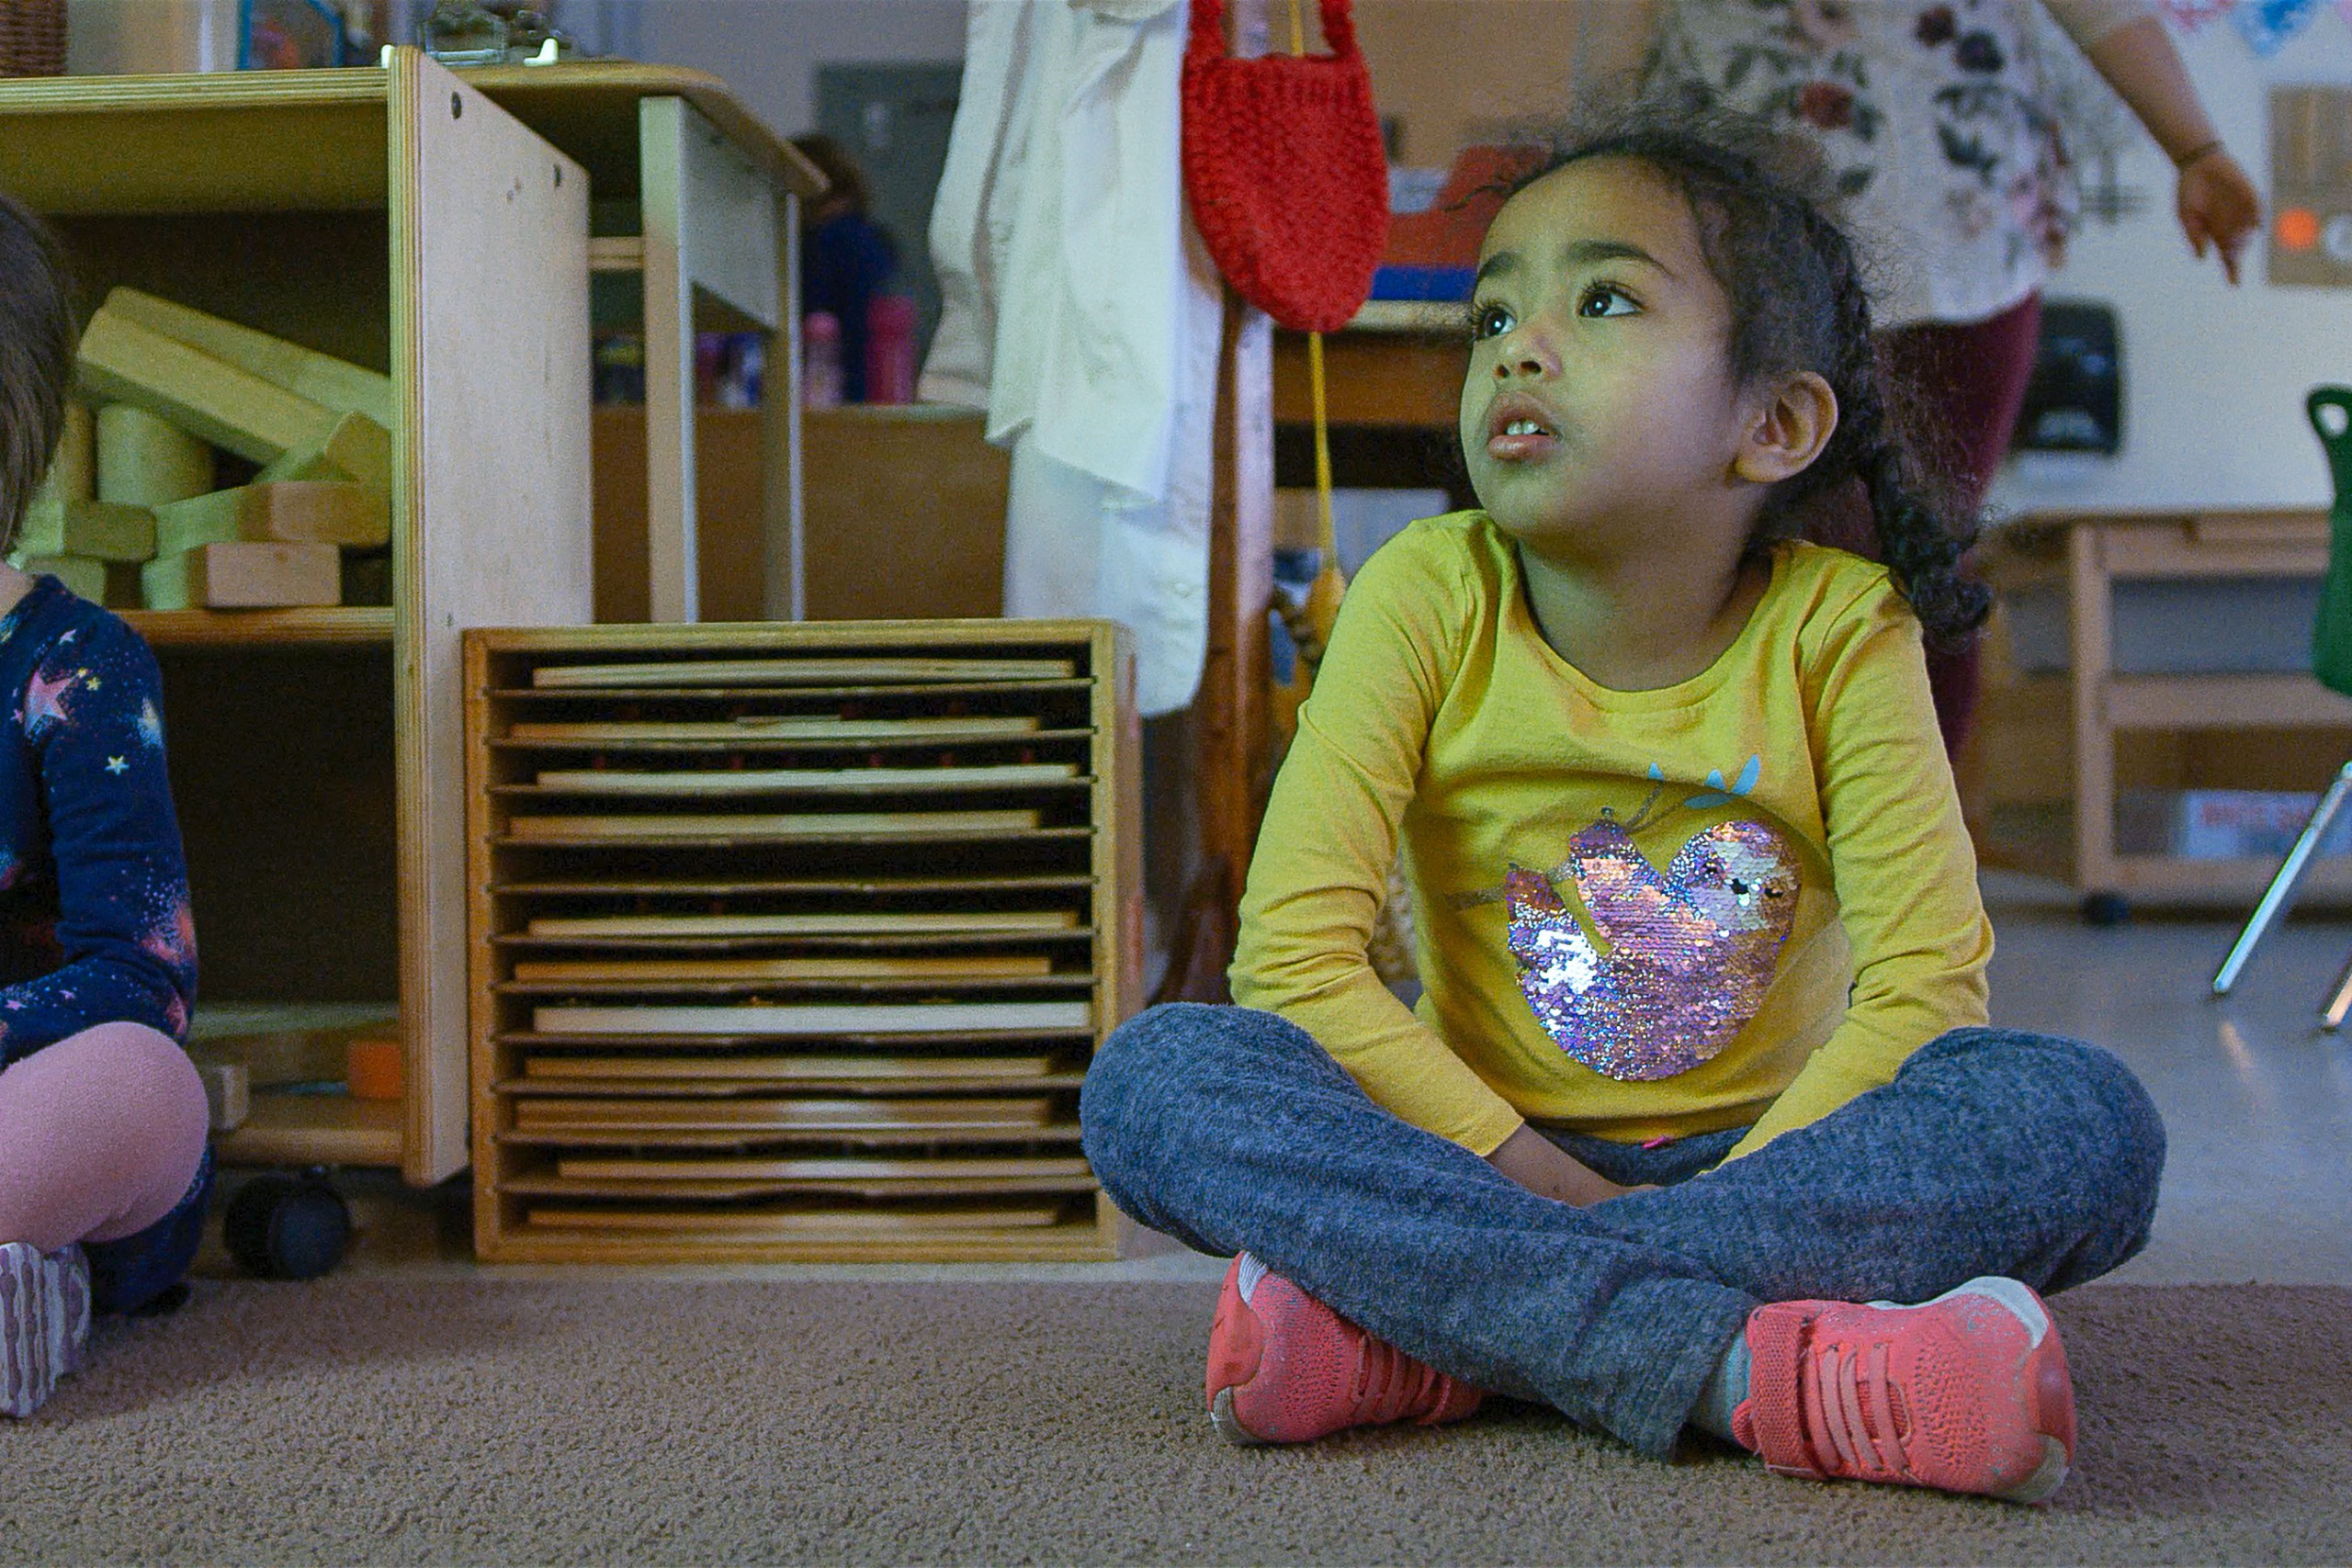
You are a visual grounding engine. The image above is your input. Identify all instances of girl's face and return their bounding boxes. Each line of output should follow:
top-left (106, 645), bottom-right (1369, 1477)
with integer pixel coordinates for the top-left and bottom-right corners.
top-left (1459, 157), bottom-right (1757, 562)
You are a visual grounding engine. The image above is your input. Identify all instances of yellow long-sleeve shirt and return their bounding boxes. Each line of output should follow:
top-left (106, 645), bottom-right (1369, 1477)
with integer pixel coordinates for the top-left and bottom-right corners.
top-left (1231, 513), bottom-right (1992, 1163)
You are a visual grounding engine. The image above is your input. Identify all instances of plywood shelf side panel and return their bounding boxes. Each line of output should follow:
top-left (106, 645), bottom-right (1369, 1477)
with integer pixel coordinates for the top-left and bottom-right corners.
top-left (397, 52), bottom-right (594, 1185)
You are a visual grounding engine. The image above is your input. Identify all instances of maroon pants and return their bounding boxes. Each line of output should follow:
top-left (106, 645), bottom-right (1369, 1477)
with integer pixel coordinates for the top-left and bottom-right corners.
top-left (1809, 293), bottom-right (2043, 753)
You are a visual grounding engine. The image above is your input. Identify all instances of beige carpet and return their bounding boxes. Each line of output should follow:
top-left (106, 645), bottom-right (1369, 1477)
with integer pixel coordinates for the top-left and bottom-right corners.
top-left (6, 1278), bottom-right (2346, 1565)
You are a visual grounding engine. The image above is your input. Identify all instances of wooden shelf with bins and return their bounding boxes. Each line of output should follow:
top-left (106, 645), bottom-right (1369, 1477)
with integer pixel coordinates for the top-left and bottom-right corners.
top-left (466, 620), bottom-right (1141, 1263)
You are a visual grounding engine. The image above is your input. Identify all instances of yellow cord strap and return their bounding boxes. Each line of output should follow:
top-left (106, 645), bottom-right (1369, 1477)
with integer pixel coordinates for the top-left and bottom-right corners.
top-left (1289, 0), bottom-right (1340, 568)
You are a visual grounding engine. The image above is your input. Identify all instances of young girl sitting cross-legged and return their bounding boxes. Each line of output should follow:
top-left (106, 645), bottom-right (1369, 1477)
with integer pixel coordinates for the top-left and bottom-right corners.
top-left (1079, 110), bottom-right (2164, 1505)
top-left (0, 190), bottom-right (208, 1418)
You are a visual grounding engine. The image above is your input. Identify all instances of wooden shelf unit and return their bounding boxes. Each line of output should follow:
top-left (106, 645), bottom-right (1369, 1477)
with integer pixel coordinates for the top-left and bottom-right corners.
top-left (0, 58), bottom-right (595, 1183)
top-left (466, 621), bottom-right (1141, 1263)
top-left (1976, 510), bottom-right (2352, 908)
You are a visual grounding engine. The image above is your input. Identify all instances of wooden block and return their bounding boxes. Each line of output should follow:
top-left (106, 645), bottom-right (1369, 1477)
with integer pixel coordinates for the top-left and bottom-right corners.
top-left (509, 954), bottom-right (1054, 983)
top-left (95, 404), bottom-right (212, 508)
top-left (345, 1037), bottom-right (403, 1101)
top-left (506, 809), bottom-right (1042, 841)
top-left (519, 1055), bottom-right (1058, 1083)
top-left (553, 1154), bottom-right (1092, 1182)
top-left (100, 287), bottom-right (396, 429)
top-left (141, 541), bottom-right (340, 610)
top-left (514, 1096), bottom-right (1054, 1134)
top-left (528, 763), bottom-right (1080, 796)
top-left (529, 657), bottom-right (1078, 690)
top-left (78, 310), bottom-right (390, 485)
top-left (15, 498), bottom-right (156, 561)
top-left (10, 554), bottom-right (141, 608)
top-left (524, 1205), bottom-right (1063, 1235)
top-left (506, 716), bottom-right (1045, 743)
top-left (31, 402), bottom-right (93, 505)
top-left (530, 1001), bottom-right (1094, 1036)
top-left (251, 412), bottom-right (393, 491)
top-left (197, 1062), bottom-right (250, 1132)
top-left (152, 481), bottom-right (390, 556)
top-left (523, 909), bottom-right (1077, 938)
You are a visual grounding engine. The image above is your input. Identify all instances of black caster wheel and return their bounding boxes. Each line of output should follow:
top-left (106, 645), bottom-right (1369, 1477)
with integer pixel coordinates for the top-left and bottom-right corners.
top-left (2080, 892), bottom-right (2132, 928)
top-left (223, 1169), bottom-right (351, 1281)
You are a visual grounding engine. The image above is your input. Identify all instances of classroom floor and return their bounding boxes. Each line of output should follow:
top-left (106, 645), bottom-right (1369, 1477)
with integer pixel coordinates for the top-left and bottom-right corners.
top-left (209, 870), bottom-right (2352, 1290)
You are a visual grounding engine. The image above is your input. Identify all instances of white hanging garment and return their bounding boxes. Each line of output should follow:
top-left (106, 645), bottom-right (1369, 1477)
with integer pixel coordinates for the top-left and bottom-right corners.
top-left (923, 0), bottom-right (1222, 717)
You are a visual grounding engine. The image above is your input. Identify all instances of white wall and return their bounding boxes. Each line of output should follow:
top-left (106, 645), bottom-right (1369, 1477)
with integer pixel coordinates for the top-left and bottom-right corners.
top-left (67, 0), bottom-right (238, 73)
top-left (629, 0), bottom-right (968, 139)
top-left (1989, 12), bottom-right (2352, 517)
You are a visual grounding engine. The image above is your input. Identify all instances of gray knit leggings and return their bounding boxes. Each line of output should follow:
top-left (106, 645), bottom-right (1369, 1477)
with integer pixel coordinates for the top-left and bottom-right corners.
top-left (1079, 1003), bottom-right (2165, 1457)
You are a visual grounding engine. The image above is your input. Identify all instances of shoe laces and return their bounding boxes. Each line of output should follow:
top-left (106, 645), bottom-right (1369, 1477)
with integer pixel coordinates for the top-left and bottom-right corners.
top-left (1351, 1333), bottom-right (1451, 1425)
top-left (1799, 1337), bottom-right (1913, 1481)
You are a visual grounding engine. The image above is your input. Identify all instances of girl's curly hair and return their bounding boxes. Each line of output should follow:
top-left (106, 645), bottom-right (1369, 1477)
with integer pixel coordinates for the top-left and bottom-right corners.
top-left (1507, 104), bottom-right (1990, 650)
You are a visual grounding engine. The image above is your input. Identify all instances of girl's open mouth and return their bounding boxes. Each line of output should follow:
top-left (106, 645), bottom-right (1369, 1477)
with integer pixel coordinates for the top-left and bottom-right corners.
top-left (1485, 394), bottom-right (1560, 462)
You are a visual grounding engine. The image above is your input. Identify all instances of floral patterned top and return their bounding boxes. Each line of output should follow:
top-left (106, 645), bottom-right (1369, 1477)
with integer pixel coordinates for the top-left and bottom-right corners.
top-left (0, 576), bottom-right (196, 1066)
top-left (1648, 0), bottom-right (2154, 327)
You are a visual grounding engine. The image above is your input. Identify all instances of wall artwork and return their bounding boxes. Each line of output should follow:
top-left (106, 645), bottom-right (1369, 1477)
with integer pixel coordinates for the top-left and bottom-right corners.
top-left (2271, 85), bottom-right (2352, 288)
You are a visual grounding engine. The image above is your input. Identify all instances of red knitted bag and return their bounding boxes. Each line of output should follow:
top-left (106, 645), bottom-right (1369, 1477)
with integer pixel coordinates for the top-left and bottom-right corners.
top-left (1181, 0), bottom-right (1389, 334)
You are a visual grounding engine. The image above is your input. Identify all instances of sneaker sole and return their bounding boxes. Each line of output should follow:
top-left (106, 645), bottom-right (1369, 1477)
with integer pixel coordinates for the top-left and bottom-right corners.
top-left (1209, 1385), bottom-right (1269, 1448)
top-left (0, 1244), bottom-right (84, 1420)
top-left (1996, 1436), bottom-right (2071, 1506)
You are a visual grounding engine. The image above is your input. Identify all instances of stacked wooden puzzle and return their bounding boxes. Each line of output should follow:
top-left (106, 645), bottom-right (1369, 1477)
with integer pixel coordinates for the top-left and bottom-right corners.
top-left (16, 288), bottom-right (392, 610)
top-left (466, 622), bottom-right (1140, 1263)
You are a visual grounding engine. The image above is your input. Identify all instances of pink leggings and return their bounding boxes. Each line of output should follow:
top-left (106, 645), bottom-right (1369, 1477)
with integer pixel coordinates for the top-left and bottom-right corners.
top-left (0, 1023), bottom-right (209, 1253)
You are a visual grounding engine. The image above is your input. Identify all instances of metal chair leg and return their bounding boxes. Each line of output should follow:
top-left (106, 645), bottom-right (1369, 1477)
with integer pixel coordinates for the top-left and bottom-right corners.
top-left (2213, 758), bottom-right (2352, 997)
top-left (2324, 951), bottom-right (2352, 1031)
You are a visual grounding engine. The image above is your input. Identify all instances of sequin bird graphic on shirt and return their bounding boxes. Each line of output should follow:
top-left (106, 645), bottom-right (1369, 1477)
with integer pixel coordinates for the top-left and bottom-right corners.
top-left (1487, 765), bottom-right (1800, 1080)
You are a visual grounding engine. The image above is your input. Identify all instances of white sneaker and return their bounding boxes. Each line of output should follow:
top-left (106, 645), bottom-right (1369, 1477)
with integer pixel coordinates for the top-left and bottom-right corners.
top-left (0, 1241), bottom-right (91, 1418)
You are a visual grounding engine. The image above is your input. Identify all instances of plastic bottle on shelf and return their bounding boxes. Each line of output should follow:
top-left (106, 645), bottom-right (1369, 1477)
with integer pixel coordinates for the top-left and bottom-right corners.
top-left (802, 311), bottom-right (843, 410)
top-left (864, 294), bottom-right (918, 405)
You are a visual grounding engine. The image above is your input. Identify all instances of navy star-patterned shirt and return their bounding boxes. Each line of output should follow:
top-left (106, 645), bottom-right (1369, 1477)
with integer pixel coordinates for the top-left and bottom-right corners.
top-left (0, 576), bottom-right (196, 1065)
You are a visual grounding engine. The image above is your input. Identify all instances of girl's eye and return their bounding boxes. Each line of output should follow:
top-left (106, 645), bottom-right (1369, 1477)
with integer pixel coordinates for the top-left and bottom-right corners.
top-left (1470, 301), bottom-right (1514, 342)
top-left (1577, 283), bottom-right (1637, 318)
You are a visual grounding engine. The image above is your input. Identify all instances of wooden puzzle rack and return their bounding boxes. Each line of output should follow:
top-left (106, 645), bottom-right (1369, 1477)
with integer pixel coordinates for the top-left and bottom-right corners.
top-left (466, 620), bottom-right (1138, 1262)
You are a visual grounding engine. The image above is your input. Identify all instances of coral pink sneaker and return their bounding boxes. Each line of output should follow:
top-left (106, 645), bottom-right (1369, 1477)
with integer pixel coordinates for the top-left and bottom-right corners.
top-left (1205, 1252), bottom-right (1483, 1445)
top-left (1731, 1276), bottom-right (2076, 1504)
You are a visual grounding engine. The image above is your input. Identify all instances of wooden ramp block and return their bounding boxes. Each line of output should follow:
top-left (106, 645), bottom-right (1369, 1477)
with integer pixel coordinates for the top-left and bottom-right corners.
top-left (95, 404), bottom-right (212, 508)
top-left (77, 310), bottom-right (390, 487)
top-left (12, 555), bottom-right (141, 608)
top-left (100, 287), bottom-right (396, 429)
top-left (31, 402), bottom-right (93, 505)
top-left (253, 411), bottom-right (393, 491)
top-left (141, 541), bottom-right (340, 609)
top-left (153, 481), bottom-right (390, 555)
top-left (16, 498), bottom-right (156, 562)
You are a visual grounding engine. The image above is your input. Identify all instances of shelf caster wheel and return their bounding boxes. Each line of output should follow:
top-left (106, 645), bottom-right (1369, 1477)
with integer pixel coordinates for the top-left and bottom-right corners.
top-left (224, 1168), bottom-right (351, 1281)
top-left (2080, 892), bottom-right (2132, 928)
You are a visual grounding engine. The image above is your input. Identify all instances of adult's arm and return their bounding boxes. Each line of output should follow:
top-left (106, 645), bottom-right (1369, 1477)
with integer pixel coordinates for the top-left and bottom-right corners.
top-left (2050, 4), bottom-right (2263, 282)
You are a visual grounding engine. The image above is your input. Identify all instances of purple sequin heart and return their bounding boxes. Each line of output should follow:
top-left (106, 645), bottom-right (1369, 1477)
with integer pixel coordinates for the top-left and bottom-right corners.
top-left (1506, 817), bottom-right (1799, 1080)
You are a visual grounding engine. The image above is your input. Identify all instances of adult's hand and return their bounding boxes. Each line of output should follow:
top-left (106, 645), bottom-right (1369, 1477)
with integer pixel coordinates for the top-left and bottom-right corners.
top-left (2177, 147), bottom-right (2263, 286)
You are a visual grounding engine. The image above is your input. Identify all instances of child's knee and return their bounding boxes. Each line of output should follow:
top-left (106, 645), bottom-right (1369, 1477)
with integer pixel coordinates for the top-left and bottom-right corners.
top-left (1080, 1003), bottom-right (1314, 1176)
top-left (28, 1023), bottom-right (207, 1178)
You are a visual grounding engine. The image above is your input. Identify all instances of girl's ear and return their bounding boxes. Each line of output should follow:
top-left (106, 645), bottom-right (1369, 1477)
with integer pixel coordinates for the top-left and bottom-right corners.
top-left (1733, 372), bottom-right (1839, 485)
